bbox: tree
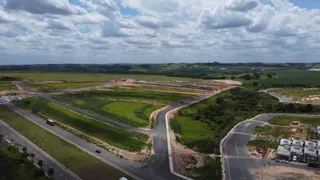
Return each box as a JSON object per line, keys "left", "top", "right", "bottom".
{"left": 48, "top": 167, "right": 54, "bottom": 176}
{"left": 22, "top": 147, "right": 27, "bottom": 153}
{"left": 253, "top": 73, "right": 261, "bottom": 79}
{"left": 266, "top": 73, "right": 272, "bottom": 78}
{"left": 0, "top": 134, "right": 4, "bottom": 142}
{"left": 38, "top": 160, "right": 44, "bottom": 168}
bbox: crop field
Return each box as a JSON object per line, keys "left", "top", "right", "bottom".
{"left": 53, "top": 96, "right": 163, "bottom": 127}
{"left": 1, "top": 72, "right": 196, "bottom": 82}
{"left": 0, "top": 105, "right": 130, "bottom": 180}
{"left": 55, "top": 87, "right": 196, "bottom": 104}
{"left": 27, "top": 81, "right": 104, "bottom": 92}
{"left": 271, "top": 88, "right": 320, "bottom": 100}
{"left": 13, "top": 97, "right": 148, "bottom": 152}
{"left": 258, "top": 70, "right": 320, "bottom": 86}
{"left": 0, "top": 81, "right": 15, "bottom": 91}
{"left": 269, "top": 116, "right": 320, "bottom": 126}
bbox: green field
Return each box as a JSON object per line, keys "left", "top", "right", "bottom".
{"left": 1, "top": 72, "right": 195, "bottom": 82}
{"left": 247, "top": 140, "right": 279, "bottom": 149}
{"left": 253, "top": 126, "right": 309, "bottom": 139}
{"left": 269, "top": 116, "right": 320, "bottom": 126}
{"left": 55, "top": 87, "right": 196, "bottom": 104}
{"left": 0, "top": 145, "right": 48, "bottom": 180}
{"left": 170, "top": 116, "right": 215, "bottom": 152}
{"left": 27, "top": 82, "right": 104, "bottom": 92}
{"left": 258, "top": 70, "right": 320, "bottom": 86}
{"left": 13, "top": 97, "right": 148, "bottom": 152}
{"left": 55, "top": 97, "right": 163, "bottom": 127}
{"left": 0, "top": 105, "right": 131, "bottom": 180}
{"left": 272, "top": 88, "right": 320, "bottom": 100}
{"left": 0, "top": 81, "right": 15, "bottom": 91}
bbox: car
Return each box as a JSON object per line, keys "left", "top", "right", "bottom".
{"left": 95, "top": 150, "right": 101, "bottom": 154}
{"left": 293, "top": 156, "right": 297, "bottom": 162}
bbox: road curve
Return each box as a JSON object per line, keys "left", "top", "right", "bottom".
{"left": 221, "top": 113, "right": 320, "bottom": 180}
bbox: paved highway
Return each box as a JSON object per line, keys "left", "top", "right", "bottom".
{"left": 0, "top": 119, "right": 80, "bottom": 180}
{"left": 260, "top": 89, "right": 298, "bottom": 104}
{"left": 222, "top": 113, "right": 320, "bottom": 180}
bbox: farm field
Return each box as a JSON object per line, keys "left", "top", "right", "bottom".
{"left": 55, "top": 87, "right": 197, "bottom": 104}
{"left": 271, "top": 88, "right": 320, "bottom": 100}
{"left": 268, "top": 116, "right": 320, "bottom": 126}
{"left": 13, "top": 97, "right": 148, "bottom": 152}
{"left": 0, "top": 105, "right": 130, "bottom": 180}
{"left": 0, "top": 81, "right": 15, "bottom": 91}
{"left": 0, "top": 145, "right": 48, "bottom": 180}
{"left": 26, "top": 81, "right": 104, "bottom": 92}
{"left": 53, "top": 96, "right": 162, "bottom": 128}
{"left": 1, "top": 72, "right": 196, "bottom": 82}
{"left": 253, "top": 126, "right": 313, "bottom": 139}
{"left": 258, "top": 70, "right": 320, "bottom": 86}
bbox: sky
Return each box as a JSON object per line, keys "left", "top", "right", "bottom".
{"left": 1, "top": 0, "right": 320, "bottom": 65}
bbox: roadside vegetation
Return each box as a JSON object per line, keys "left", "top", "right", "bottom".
{"left": 0, "top": 145, "right": 48, "bottom": 180}
{"left": 253, "top": 126, "right": 309, "bottom": 139}
{"left": 186, "top": 156, "right": 222, "bottom": 180}
{"left": 55, "top": 87, "right": 196, "bottom": 104}
{"left": 247, "top": 140, "right": 279, "bottom": 149}
{"left": 271, "top": 88, "right": 320, "bottom": 100}
{"left": 269, "top": 116, "right": 320, "bottom": 126}
{"left": 0, "top": 105, "right": 130, "bottom": 180}
{"left": 13, "top": 97, "right": 148, "bottom": 151}
{"left": 171, "top": 87, "right": 320, "bottom": 154}
{"left": 0, "top": 81, "right": 15, "bottom": 91}
{"left": 126, "top": 85, "right": 207, "bottom": 94}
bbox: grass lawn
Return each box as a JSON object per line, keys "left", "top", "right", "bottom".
{"left": 253, "top": 126, "right": 308, "bottom": 139}
{"left": 29, "top": 82, "right": 104, "bottom": 92}
{"left": 1, "top": 72, "right": 196, "bottom": 82}
{"left": 247, "top": 140, "right": 279, "bottom": 149}
{"left": 0, "top": 105, "right": 131, "bottom": 180}
{"left": 272, "top": 88, "right": 320, "bottom": 100}
{"left": 0, "top": 81, "right": 15, "bottom": 91}
{"left": 170, "top": 116, "right": 215, "bottom": 153}
{"left": 0, "top": 145, "right": 48, "bottom": 180}
{"left": 269, "top": 116, "right": 320, "bottom": 126}
{"left": 53, "top": 96, "right": 163, "bottom": 128}
{"left": 13, "top": 97, "right": 148, "bottom": 152}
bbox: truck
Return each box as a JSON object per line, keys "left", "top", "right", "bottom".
{"left": 46, "top": 119, "right": 55, "bottom": 126}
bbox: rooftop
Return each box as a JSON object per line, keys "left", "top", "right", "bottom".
{"left": 292, "top": 139, "right": 304, "bottom": 147}
{"left": 304, "top": 147, "right": 317, "bottom": 155}
{"left": 305, "top": 140, "right": 317, "bottom": 148}
{"left": 290, "top": 146, "right": 303, "bottom": 154}
{"left": 280, "top": 139, "right": 292, "bottom": 146}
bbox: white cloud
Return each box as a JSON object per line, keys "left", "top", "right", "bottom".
{"left": 200, "top": 6, "right": 252, "bottom": 29}
{"left": 225, "top": 0, "right": 258, "bottom": 12}
{"left": 5, "top": 0, "right": 87, "bottom": 15}
{"left": 136, "top": 16, "right": 160, "bottom": 29}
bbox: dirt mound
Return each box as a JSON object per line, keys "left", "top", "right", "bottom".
{"left": 0, "top": 76, "right": 20, "bottom": 81}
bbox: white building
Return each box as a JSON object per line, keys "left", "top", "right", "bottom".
{"left": 305, "top": 140, "right": 317, "bottom": 149}
{"left": 280, "top": 138, "right": 292, "bottom": 146}
{"left": 292, "top": 139, "right": 304, "bottom": 147}
{"left": 290, "top": 146, "right": 303, "bottom": 160}
{"left": 317, "top": 126, "right": 320, "bottom": 139}
{"left": 276, "top": 145, "right": 291, "bottom": 160}
{"left": 304, "top": 147, "right": 317, "bottom": 162}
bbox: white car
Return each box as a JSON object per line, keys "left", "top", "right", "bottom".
{"left": 293, "top": 156, "right": 297, "bottom": 162}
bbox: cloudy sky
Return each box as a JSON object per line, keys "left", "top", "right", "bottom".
{"left": 1, "top": 0, "right": 320, "bottom": 65}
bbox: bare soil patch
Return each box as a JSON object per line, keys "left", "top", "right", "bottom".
{"left": 251, "top": 166, "right": 320, "bottom": 180}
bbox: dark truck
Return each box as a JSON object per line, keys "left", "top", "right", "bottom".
{"left": 46, "top": 119, "right": 55, "bottom": 126}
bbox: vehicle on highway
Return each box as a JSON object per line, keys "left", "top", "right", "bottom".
{"left": 95, "top": 150, "right": 101, "bottom": 154}
{"left": 46, "top": 119, "right": 55, "bottom": 126}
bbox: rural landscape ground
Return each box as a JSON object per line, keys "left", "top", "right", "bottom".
{"left": 1, "top": 63, "right": 320, "bottom": 180}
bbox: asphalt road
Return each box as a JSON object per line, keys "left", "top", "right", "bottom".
{"left": 0, "top": 119, "right": 80, "bottom": 180}
{"left": 260, "top": 89, "right": 298, "bottom": 104}
{"left": 222, "top": 113, "right": 320, "bottom": 180}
